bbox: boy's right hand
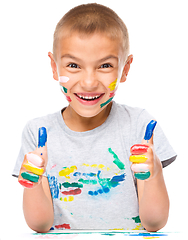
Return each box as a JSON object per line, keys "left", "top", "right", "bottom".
{"left": 18, "top": 127, "right": 48, "bottom": 189}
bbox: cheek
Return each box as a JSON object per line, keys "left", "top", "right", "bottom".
{"left": 108, "top": 78, "right": 117, "bottom": 91}
{"left": 59, "top": 76, "right": 70, "bottom": 83}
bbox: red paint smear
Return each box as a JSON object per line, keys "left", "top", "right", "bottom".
{"left": 55, "top": 223, "right": 71, "bottom": 230}
{"left": 66, "top": 96, "right": 72, "bottom": 102}
{"left": 131, "top": 144, "right": 149, "bottom": 155}
{"left": 109, "top": 91, "right": 115, "bottom": 98}
{"left": 19, "top": 179, "right": 33, "bottom": 188}
{"left": 61, "top": 188, "right": 81, "bottom": 195}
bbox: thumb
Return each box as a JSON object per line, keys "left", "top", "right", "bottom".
{"left": 142, "top": 120, "right": 157, "bottom": 145}
{"left": 35, "top": 127, "right": 48, "bottom": 161}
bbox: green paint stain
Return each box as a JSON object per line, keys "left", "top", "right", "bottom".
{"left": 134, "top": 171, "right": 150, "bottom": 180}
{"left": 21, "top": 172, "right": 39, "bottom": 183}
{"left": 63, "top": 86, "right": 68, "bottom": 93}
{"left": 100, "top": 97, "right": 114, "bottom": 108}
{"left": 78, "top": 179, "right": 98, "bottom": 185}
{"left": 60, "top": 86, "right": 68, "bottom": 93}
{"left": 62, "top": 182, "right": 83, "bottom": 188}
{"left": 108, "top": 148, "right": 125, "bottom": 170}
{"left": 132, "top": 215, "right": 141, "bottom": 223}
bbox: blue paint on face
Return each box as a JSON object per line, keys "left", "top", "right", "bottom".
{"left": 144, "top": 120, "right": 157, "bottom": 140}
{"left": 38, "top": 127, "right": 47, "bottom": 148}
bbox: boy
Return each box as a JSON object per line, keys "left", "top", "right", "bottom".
{"left": 12, "top": 3, "right": 176, "bottom": 233}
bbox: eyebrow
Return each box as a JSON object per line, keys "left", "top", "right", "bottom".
{"left": 61, "top": 54, "right": 118, "bottom": 62}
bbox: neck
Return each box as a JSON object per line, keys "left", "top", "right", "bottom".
{"left": 62, "top": 103, "right": 112, "bottom": 132}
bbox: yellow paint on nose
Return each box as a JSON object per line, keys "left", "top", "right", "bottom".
{"left": 23, "top": 161, "right": 44, "bottom": 175}
{"left": 108, "top": 79, "right": 117, "bottom": 91}
{"left": 129, "top": 155, "right": 147, "bottom": 163}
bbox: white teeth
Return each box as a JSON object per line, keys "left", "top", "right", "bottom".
{"left": 77, "top": 94, "right": 101, "bottom": 100}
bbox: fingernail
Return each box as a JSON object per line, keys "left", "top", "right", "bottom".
{"left": 26, "top": 153, "right": 43, "bottom": 167}
{"left": 131, "top": 144, "right": 149, "bottom": 155}
{"left": 144, "top": 120, "right": 157, "bottom": 140}
{"left": 38, "top": 127, "right": 47, "bottom": 148}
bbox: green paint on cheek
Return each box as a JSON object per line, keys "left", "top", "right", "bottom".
{"left": 134, "top": 171, "right": 151, "bottom": 180}
{"left": 21, "top": 172, "right": 39, "bottom": 183}
{"left": 108, "top": 148, "right": 125, "bottom": 170}
{"left": 60, "top": 85, "right": 68, "bottom": 93}
{"left": 100, "top": 97, "right": 114, "bottom": 108}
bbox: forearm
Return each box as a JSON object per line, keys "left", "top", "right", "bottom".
{"left": 138, "top": 171, "right": 169, "bottom": 232}
{"left": 23, "top": 180, "right": 54, "bottom": 233}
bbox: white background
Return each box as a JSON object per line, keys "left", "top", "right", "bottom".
{"left": 0, "top": 0, "right": 187, "bottom": 236}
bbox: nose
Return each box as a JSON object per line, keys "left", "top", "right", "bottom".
{"left": 80, "top": 70, "right": 99, "bottom": 91}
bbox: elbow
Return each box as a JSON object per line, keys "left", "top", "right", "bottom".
{"left": 142, "top": 217, "right": 168, "bottom": 232}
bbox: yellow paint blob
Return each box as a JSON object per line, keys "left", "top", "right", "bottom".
{"left": 63, "top": 196, "right": 74, "bottom": 202}
{"left": 59, "top": 166, "right": 77, "bottom": 179}
{"left": 129, "top": 155, "right": 147, "bottom": 163}
{"left": 108, "top": 79, "right": 117, "bottom": 91}
{"left": 23, "top": 161, "right": 44, "bottom": 175}
{"left": 143, "top": 237, "right": 159, "bottom": 239}
{"left": 132, "top": 223, "right": 143, "bottom": 230}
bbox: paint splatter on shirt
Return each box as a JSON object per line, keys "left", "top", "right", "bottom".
{"left": 13, "top": 102, "right": 176, "bottom": 230}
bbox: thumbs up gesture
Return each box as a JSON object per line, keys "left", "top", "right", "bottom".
{"left": 130, "top": 120, "right": 161, "bottom": 181}
{"left": 18, "top": 127, "right": 48, "bottom": 188}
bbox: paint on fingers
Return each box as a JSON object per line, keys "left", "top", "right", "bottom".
{"left": 144, "top": 120, "right": 157, "bottom": 141}
{"left": 18, "top": 179, "right": 34, "bottom": 188}
{"left": 134, "top": 171, "right": 151, "bottom": 180}
{"left": 131, "top": 163, "right": 149, "bottom": 173}
{"left": 129, "top": 155, "right": 147, "bottom": 163}
{"left": 38, "top": 127, "right": 47, "bottom": 148}
{"left": 21, "top": 172, "right": 39, "bottom": 183}
{"left": 23, "top": 161, "right": 44, "bottom": 175}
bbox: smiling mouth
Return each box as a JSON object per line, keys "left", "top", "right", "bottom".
{"left": 74, "top": 93, "right": 104, "bottom": 101}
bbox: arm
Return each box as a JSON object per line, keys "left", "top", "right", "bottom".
{"left": 130, "top": 120, "right": 170, "bottom": 231}
{"left": 137, "top": 162, "right": 169, "bottom": 232}
{"left": 23, "top": 177, "right": 54, "bottom": 233}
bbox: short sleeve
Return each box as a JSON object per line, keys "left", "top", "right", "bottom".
{"left": 136, "top": 109, "right": 177, "bottom": 168}
{"left": 12, "top": 121, "right": 37, "bottom": 178}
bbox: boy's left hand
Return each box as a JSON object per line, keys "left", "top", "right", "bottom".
{"left": 129, "top": 122, "right": 162, "bottom": 181}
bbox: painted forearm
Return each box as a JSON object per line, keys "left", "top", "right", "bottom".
{"left": 138, "top": 171, "right": 169, "bottom": 232}
{"left": 23, "top": 182, "right": 54, "bottom": 233}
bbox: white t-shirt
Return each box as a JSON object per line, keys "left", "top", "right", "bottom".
{"left": 12, "top": 101, "right": 176, "bottom": 230}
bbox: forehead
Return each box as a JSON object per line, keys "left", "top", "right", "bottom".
{"left": 55, "top": 31, "right": 123, "bottom": 62}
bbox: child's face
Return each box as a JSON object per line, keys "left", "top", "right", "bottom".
{"left": 50, "top": 32, "right": 129, "bottom": 118}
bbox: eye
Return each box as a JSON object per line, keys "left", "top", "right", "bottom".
{"left": 68, "top": 63, "right": 80, "bottom": 69}
{"left": 100, "top": 63, "right": 113, "bottom": 69}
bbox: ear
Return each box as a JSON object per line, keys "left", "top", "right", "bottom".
{"left": 48, "top": 52, "right": 59, "bottom": 81}
{"left": 120, "top": 55, "right": 133, "bottom": 83}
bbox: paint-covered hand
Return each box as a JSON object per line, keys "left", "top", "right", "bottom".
{"left": 129, "top": 120, "right": 162, "bottom": 181}
{"left": 18, "top": 127, "right": 48, "bottom": 188}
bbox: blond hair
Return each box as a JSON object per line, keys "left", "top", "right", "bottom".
{"left": 53, "top": 3, "right": 130, "bottom": 62}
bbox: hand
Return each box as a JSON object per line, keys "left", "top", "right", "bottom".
{"left": 129, "top": 120, "right": 162, "bottom": 181}
{"left": 18, "top": 127, "right": 48, "bottom": 188}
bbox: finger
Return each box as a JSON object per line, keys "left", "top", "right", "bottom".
{"left": 131, "top": 163, "right": 149, "bottom": 172}
{"left": 35, "top": 127, "right": 48, "bottom": 164}
{"left": 142, "top": 120, "right": 157, "bottom": 145}
{"left": 130, "top": 144, "right": 149, "bottom": 155}
{"left": 129, "top": 155, "right": 147, "bottom": 163}
{"left": 134, "top": 172, "right": 151, "bottom": 180}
